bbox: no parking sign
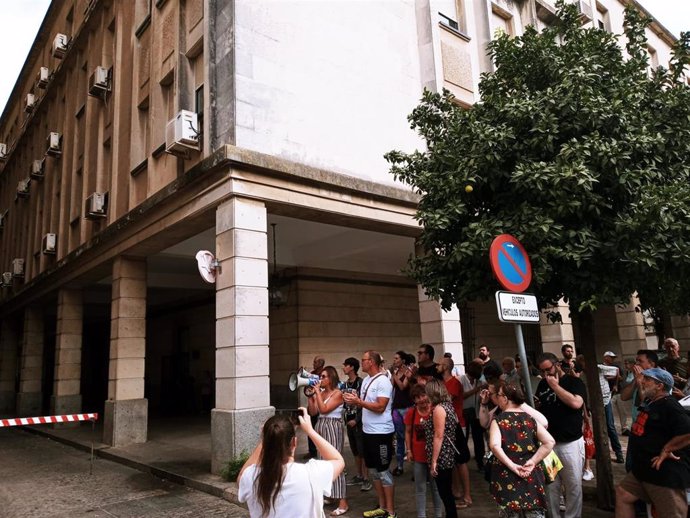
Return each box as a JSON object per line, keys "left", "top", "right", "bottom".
{"left": 489, "top": 234, "right": 532, "bottom": 293}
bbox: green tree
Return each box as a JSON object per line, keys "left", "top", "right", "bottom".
{"left": 386, "top": 1, "right": 690, "bottom": 509}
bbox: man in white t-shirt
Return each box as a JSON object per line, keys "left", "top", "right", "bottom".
{"left": 343, "top": 350, "right": 396, "bottom": 518}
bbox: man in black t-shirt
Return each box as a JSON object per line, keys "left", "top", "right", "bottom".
{"left": 616, "top": 367, "right": 690, "bottom": 518}
{"left": 414, "top": 343, "right": 442, "bottom": 385}
{"left": 535, "top": 352, "right": 586, "bottom": 518}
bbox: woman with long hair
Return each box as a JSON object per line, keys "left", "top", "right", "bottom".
{"left": 424, "top": 378, "right": 459, "bottom": 518}
{"left": 238, "top": 408, "right": 345, "bottom": 518}
{"left": 391, "top": 350, "right": 413, "bottom": 476}
{"left": 405, "top": 383, "right": 443, "bottom": 518}
{"left": 488, "top": 382, "right": 555, "bottom": 518}
{"left": 307, "top": 365, "right": 349, "bottom": 516}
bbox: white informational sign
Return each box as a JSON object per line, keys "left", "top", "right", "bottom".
{"left": 495, "top": 291, "right": 540, "bottom": 324}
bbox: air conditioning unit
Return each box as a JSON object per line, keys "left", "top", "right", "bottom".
{"left": 46, "top": 132, "right": 62, "bottom": 157}
{"left": 16, "top": 178, "right": 30, "bottom": 198}
{"left": 42, "top": 233, "right": 57, "bottom": 255}
{"left": 24, "top": 93, "right": 36, "bottom": 113}
{"left": 0, "top": 143, "right": 7, "bottom": 160}
{"left": 30, "top": 158, "right": 45, "bottom": 180}
{"left": 36, "top": 67, "right": 50, "bottom": 89}
{"left": 575, "top": 0, "right": 593, "bottom": 23}
{"left": 165, "top": 110, "right": 200, "bottom": 156}
{"left": 88, "top": 66, "right": 110, "bottom": 96}
{"left": 12, "top": 258, "right": 25, "bottom": 278}
{"left": 84, "top": 192, "right": 108, "bottom": 220}
{"left": 1, "top": 272, "right": 12, "bottom": 288}
{"left": 52, "top": 33, "right": 70, "bottom": 59}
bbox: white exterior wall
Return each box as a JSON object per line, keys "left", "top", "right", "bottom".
{"left": 234, "top": 0, "right": 426, "bottom": 185}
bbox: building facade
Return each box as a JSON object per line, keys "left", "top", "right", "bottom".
{"left": 0, "top": 0, "right": 685, "bottom": 473}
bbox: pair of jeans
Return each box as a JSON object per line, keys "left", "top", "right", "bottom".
{"left": 392, "top": 407, "right": 409, "bottom": 468}
{"left": 546, "top": 438, "right": 584, "bottom": 518}
{"left": 413, "top": 461, "right": 442, "bottom": 518}
{"left": 463, "top": 407, "right": 485, "bottom": 466}
{"left": 605, "top": 401, "right": 624, "bottom": 458}
{"left": 434, "top": 467, "right": 458, "bottom": 518}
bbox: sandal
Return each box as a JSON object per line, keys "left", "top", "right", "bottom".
{"left": 456, "top": 498, "right": 472, "bottom": 509}
{"left": 330, "top": 508, "right": 349, "bottom": 516}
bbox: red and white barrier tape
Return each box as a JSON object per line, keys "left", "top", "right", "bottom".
{"left": 0, "top": 412, "right": 98, "bottom": 427}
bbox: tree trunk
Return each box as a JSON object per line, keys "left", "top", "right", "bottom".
{"left": 576, "top": 307, "right": 615, "bottom": 511}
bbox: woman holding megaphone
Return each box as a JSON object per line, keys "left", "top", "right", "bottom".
{"left": 307, "top": 366, "right": 350, "bottom": 516}
{"left": 238, "top": 407, "right": 345, "bottom": 518}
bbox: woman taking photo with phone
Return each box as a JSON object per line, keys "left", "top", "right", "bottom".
{"left": 238, "top": 408, "right": 345, "bottom": 518}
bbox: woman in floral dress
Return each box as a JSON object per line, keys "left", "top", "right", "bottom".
{"left": 488, "top": 382, "right": 555, "bottom": 518}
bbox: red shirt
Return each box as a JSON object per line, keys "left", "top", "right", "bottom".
{"left": 404, "top": 405, "right": 432, "bottom": 462}
{"left": 444, "top": 376, "right": 465, "bottom": 426}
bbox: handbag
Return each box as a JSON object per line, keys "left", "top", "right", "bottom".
{"left": 541, "top": 450, "right": 564, "bottom": 484}
{"left": 583, "top": 411, "right": 596, "bottom": 460}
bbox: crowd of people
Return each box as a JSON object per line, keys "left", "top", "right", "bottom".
{"left": 236, "top": 338, "right": 690, "bottom": 518}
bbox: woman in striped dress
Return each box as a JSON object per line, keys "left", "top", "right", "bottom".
{"left": 307, "top": 365, "right": 349, "bottom": 516}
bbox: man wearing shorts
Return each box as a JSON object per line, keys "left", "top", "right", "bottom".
{"left": 343, "top": 350, "right": 396, "bottom": 518}
{"left": 615, "top": 368, "right": 690, "bottom": 518}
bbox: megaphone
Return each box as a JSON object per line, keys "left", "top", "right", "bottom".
{"left": 288, "top": 367, "right": 320, "bottom": 391}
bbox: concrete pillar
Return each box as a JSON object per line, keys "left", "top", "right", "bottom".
{"left": 16, "top": 307, "right": 44, "bottom": 416}
{"left": 615, "top": 297, "right": 646, "bottom": 358}
{"left": 540, "top": 299, "right": 575, "bottom": 356}
{"left": 670, "top": 314, "right": 690, "bottom": 351}
{"left": 51, "top": 289, "right": 83, "bottom": 421}
{"left": 0, "top": 320, "right": 20, "bottom": 414}
{"left": 103, "top": 257, "right": 148, "bottom": 446}
{"left": 418, "top": 288, "right": 464, "bottom": 372}
{"left": 212, "top": 197, "right": 273, "bottom": 474}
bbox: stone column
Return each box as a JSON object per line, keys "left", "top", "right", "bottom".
{"left": 670, "top": 314, "right": 690, "bottom": 350}
{"left": 212, "top": 197, "right": 273, "bottom": 474}
{"left": 418, "top": 288, "right": 464, "bottom": 372}
{"left": 0, "top": 320, "right": 20, "bottom": 414}
{"left": 103, "top": 257, "right": 148, "bottom": 446}
{"left": 51, "top": 289, "right": 83, "bottom": 421}
{"left": 16, "top": 307, "right": 44, "bottom": 416}
{"left": 615, "top": 297, "right": 646, "bottom": 357}
{"left": 540, "top": 299, "right": 575, "bottom": 356}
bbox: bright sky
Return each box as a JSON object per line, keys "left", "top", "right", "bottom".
{"left": 0, "top": 0, "right": 688, "bottom": 115}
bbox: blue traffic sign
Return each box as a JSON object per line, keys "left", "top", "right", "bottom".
{"left": 489, "top": 234, "right": 532, "bottom": 293}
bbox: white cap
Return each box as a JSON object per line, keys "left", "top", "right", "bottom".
{"left": 603, "top": 351, "right": 617, "bottom": 358}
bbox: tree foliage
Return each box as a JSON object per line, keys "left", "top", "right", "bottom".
{"left": 386, "top": 1, "right": 690, "bottom": 316}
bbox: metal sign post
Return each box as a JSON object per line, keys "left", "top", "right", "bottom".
{"left": 490, "top": 235, "right": 539, "bottom": 407}
{"left": 495, "top": 291, "right": 540, "bottom": 406}
{"left": 514, "top": 323, "right": 534, "bottom": 407}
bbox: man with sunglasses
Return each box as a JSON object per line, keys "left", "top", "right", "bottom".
{"left": 535, "top": 352, "right": 587, "bottom": 518}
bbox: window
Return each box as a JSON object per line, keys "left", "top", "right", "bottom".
{"left": 491, "top": 4, "right": 514, "bottom": 37}
{"left": 595, "top": 3, "right": 611, "bottom": 32}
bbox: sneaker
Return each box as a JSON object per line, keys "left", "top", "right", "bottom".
{"left": 348, "top": 475, "right": 364, "bottom": 486}
{"left": 614, "top": 456, "right": 625, "bottom": 464}
{"left": 362, "top": 507, "right": 387, "bottom": 518}
{"left": 582, "top": 468, "right": 594, "bottom": 481}
{"left": 385, "top": 514, "right": 398, "bottom": 518}
{"left": 360, "top": 479, "right": 373, "bottom": 492}
{"left": 391, "top": 466, "right": 403, "bottom": 476}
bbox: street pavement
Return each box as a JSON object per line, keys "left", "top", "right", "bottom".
{"left": 0, "top": 428, "right": 246, "bottom": 518}
{"left": 1, "top": 423, "right": 624, "bottom": 518}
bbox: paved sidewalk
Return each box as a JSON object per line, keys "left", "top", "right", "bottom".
{"left": 16, "top": 416, "right": 622, "bottom": 517}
